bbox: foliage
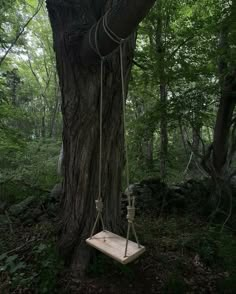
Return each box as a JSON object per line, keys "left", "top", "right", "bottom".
{"left": 0, "top": 0, "right": 235, "bottom": 185}
{"left": 164, "top": 272, "right": 188, "bottom": 294}
{"left": 0, "top": 223, "right": 63, "bottom": 293}
{"left": 0, "top": 139, "right": 61, "bottom": 203}
{"left": 88, "top": 254, "right": 135, "bottom": 281}
{"left": 0, "top": 0, "right": 236, "bottom": 292}
{"left": 0, "top": 253, "right": 26, "bottom": 275}
{"left": 32, "top": 242, "right": 63, "bottom": 293}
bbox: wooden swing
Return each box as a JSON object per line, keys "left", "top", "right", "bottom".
{"left": 86, "top": 11, "right": 145, "bottom": 264}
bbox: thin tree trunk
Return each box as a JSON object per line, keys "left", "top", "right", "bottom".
{"left": 142, "top": 135, "right": 154, "bottom": 169}
{"left": 160, "top": 84, "right": 168, "bottom": 179}
{"left": 49, "top": 76, "right": 60, "bottom": 138}
{"left": 49, "top": 95, "right": 59, "bottom": 138}
{"left": 192, "top": 125, "right": 201, "bottom": 156}
{"left": 212, "top": 19, "right": 236, "bottom": 177}
{"left": 178, "top": 119, "right": 188, "bottom": 156}
{"left": 41, "top": 105, "right": 46, "bottom": 139}
{"left": 155, "top": 0, "right": 168, "bottom": 180}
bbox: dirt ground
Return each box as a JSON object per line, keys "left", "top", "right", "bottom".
{"left": 1, "top": 212, "right": 233, "bottom": 294}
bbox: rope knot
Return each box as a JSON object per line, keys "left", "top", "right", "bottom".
{"left": 127, "top": 206, "right": 135, "bottom": 223}
{"left": 95, "top": 199, "right": 103, "bottom": 213}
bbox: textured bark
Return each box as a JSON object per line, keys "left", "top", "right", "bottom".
{"left": 46, "top": 0, "right": 156, "bottom": 271}
{"left": 212, "top": 20, "right": 236, "bottom": 177}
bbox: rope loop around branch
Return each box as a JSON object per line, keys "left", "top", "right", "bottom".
{"left": 103, "top": 10, "right": 125, "bottom": 45}
{"left": 88, "top": 9, "right": 126, "bottom": 59}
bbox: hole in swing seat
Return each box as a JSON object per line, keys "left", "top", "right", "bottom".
{"left": 86, "top": 230, "right": 145, "bottom": 264}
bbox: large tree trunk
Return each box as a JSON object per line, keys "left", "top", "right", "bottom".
{"left": 46, "top": 0, "right": 156, "bottom": 271}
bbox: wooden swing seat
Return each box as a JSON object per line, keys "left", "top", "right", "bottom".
{"left": 86, "top": 230, "right": 145, "bottom": 264}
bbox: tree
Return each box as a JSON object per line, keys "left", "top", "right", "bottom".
{"left": 46, "top": 0, "right": 156, "bottom": 271}
{"left": 211, "top": 0, "right": 236, "bottom": 178}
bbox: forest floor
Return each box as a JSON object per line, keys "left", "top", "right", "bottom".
{"left": 1, "top": 195, "right": 236, "bottom": 293}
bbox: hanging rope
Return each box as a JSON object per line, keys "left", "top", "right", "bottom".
{"left": 89, "top": 18, "right": 105, "bottom": 238}
{"left": 88, "top": 11, "right": 141, "bottom": 257}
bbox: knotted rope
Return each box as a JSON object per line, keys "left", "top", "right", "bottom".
{"left": 88, "top": 10, "right": 141, "bottom": 257}
{"left": 89, "top": 18, "right": 105, "bottom": 238}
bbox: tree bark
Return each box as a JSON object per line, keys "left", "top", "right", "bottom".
{"left": 46, "top": 0, "right": 156, "bottom": 271}
{"left": 212, "top": 18, "right": 236, "bottom": 177}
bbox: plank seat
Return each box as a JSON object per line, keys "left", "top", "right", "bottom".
{"left": 86, "top": 230, "right": 145, "bottom": 264}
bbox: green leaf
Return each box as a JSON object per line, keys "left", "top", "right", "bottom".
{"left": 6, "top": 254, "right": 18, "bottom": 263}
{"left": 9, "top": 261, "right": 26, "bottom": 273}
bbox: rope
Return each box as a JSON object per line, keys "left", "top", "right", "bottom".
{"left": 98, "top": 58, "right": 104, "bottom": 204}
{"left": 119, "top": 43, "right": 130, "bottom": 206}
{"left": 101, "top": 12, "right": 141, "bottom": 256}
{"left": 88, "top": 11, "right": 141, "bottom": 257}
{"left": 102, "top": 11, "right": 131, "bottom": 206}
{"left": 103, "top": 11, "right": 123, "bottom": 44}
{"left": 89, "top": 18, "right": 105, "bottom": 239}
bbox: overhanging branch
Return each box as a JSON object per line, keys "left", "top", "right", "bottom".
{"left": 132, "top": 59, "right": 148, "bottom": 70}
{"left": 167, "top": 35, "right": 195, "bottom": 61}
{"left": 77, "top": 0, "right": 156, "bottom": 63}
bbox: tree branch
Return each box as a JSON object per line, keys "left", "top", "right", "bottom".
{"left": 0, "top": 0, "right": 43, "bottom": 67}
{"left": 132, "top": 59, "right": 148, "bottom": 70}
{"left": 77, "top": 0, "right": 156, "bottom": 63}
{"left": 167, "top": 35, "right": 195, "bottom": 61}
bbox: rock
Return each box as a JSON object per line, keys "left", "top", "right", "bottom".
{"left": 9, "top": 196, "right": 35, "bottom": 216}
{"left": 122, "top": 178, "right": 168, "bottom": 216}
